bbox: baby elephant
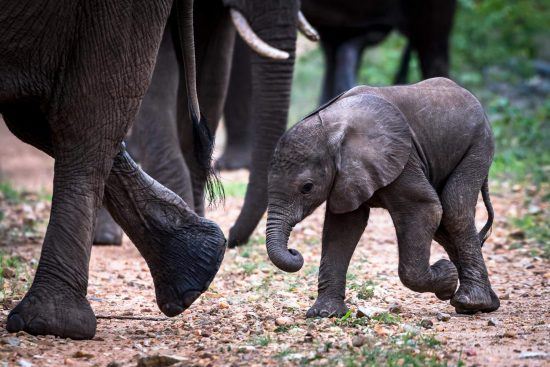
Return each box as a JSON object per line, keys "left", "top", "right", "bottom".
{"left": 266, "top": 78, "right": 500, "bottom": 317}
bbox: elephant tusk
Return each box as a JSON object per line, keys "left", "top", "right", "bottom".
{"left": 230, "top": 9, "right": 289, "bottom": 60}
{"left": 297, "top": 11, "right": 320, "bottom": 42}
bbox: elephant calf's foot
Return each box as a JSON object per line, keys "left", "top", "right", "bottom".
{"left": 451, "top": 283, "right": 500, "bottom": 314}
{"left": 215, "top": 147, "right": 251, "bottom": 171}
{"left": 306, "top": 297, "right": 348, "bottom": 318}
{"left": 144, "top": 218, "right": 227, "bottom": 317}
{"left": 93, "top": 208, "right": 123, "bottom": 246}
{"left": 431, "top": 259, "right": 459, "bottom": 301}
{"left": 6, "top": 288, "right": 96, "bottom": 339}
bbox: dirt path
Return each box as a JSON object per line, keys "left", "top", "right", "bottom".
{"left": 0, "top": 120, "right": 548, "bottom": 366}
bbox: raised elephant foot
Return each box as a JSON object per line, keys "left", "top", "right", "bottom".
{"left": 143, "top": 217, "right": 227, "bottom": 317}
{"left": 215, "top": 146, "right": 251, "bottom": 171}
{"left": 431, "top": 259, "right": 459, "bottom": 301}
{"left": 93, "top": 207, "right": 123, "bottom": 246}
{"left": 306, "top": 298, "right": 348, "bottom": 318}
{"left": 6, "top": 288, "right": 96, "bottom": 339}
{"left": 451, "top": 284, "right": 500, "bottom": 314}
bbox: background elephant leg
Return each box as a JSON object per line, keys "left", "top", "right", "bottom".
{"left": 381, "top": 162, "right": 458, "bottom": 301}
{"left": 320, "top": 38, "right": 362, "bottom": 103}
{"left": 93, "top": 207, "right": 123, "bottom": 245}
{"left": 320, "top": 39, "right": 338, "bottom": 104}
{"left": 436, "top": 147, "right": 499, "bottom": 314}
{"left": 104, "top": 148, "right": 226, "bottom": 318}
{"left": 217, "top": 36, "right": 253, "bottom": 171}
{"left": 306, "top": 205, "right": 369, "bottom": 318}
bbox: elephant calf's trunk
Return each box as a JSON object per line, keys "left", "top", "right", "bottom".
{"left": 265, "top": 210, "right": 303, "bottom": 273}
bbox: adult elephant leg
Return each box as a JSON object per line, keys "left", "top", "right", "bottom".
{"left": 228, "top": 4, "right": 298, "bottom": 247}
{"left": 104, "top": 148, "right": 226, "bottom": 317}
{"left": 306, "top": 205, "right": 369, "bottom": 318}
{"left": 179, "top": 5, "right": 235, "bottom": 216}
{"left": 216, "top": 36, "right": 253, "bottom": 171}
{"left": 381, "top": 159, "right": 458, "bottom": 301}
{"left": 3, "top": 104, "right": 112, "bottom": 339}
{"left": 437, "top": 144, "right": 499, "bottom": 314}
{"left": 92, "top": 28, "right": 193, "bottom": 246}
{"left": 319, "top": 38, "right": 338, "bottom": 104}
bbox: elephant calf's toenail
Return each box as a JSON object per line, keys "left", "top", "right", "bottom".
{"left": 161, "top": 303, "right": 184, "bottom": 317}
{"left": 6, "top": 314, "right": 25, "bottom": 333}
{"left": 182, "top": 291, "right": 201, "bottom": 308}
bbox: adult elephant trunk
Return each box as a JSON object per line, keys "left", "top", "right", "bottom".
{"left": 227, "top": 2, "right": 299, "bottom": 247}
{"left": 265, "top": 204, "right": 304, "bottom": 272}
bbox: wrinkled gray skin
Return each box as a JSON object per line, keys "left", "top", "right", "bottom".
{"left": 0, "top": 0, "right": 226, "bottom": 339}
{"left": 266, "top": 78, "right": 500, "bottom": 317}
{"left": 94, "top": 0, "right": 300, "bottom": 249}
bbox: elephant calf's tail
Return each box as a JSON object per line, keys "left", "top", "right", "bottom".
{"left": 478, "top": 176, "right": 494, "bottom": 246}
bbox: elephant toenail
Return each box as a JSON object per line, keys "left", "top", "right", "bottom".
{"left": 320, "top": 310, "right": 329, "bottom": 317}
{"left": 161, "top": 303, "right": 184, "bottom": 317}
{"left": 6, "top": 314, "right": 25, "bottom": 332}
{"left": 182, "top": 290, "right": 201, "bottom": 308}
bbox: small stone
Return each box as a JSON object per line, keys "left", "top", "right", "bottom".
{"left": 1, "top": 336, "right": 20, "bottom": 347}
{"left": 72, "top": 351, "right": 94, "bottom": 359}
{"left": 508, "top": 230, "right": 525, "bottom": 240}
{"left": 18, "top": 360, "right": 32, "bottom": 367}
{"left": 304, "top": 332, "right": 314, "bottom": 343}
{"left": 436, "top": 312, "right": 451, "bottom": 322}
{"left": 420, "top": 319, "right": 433, "bottom": 329}
{"left": 519, "top": 351, "right": 547, "bottom": 359}
{"left": 219, "top": 301, "right": 230, "bottom": 309}
{"left": 500, "top": 293, "right": 510, "bottom": 300}
{"left": 465, "top": 349, "right": 477, "bottom": 356}
{"left": 137, "top": 355, "right": 187, "bottom": 367}
{"left": 106, "top": 362, "right": 122, "bottom": 367}
{"left": 388, "top": 303, "right": 401, "bottom": 314}
{"left": 2, "top": 267, "right": 16, "bottom": 279}
{"left": 503, "top": 330, "right": 517, "bottom": 338}
{"left": 356, "top": 306, "right": 384, "bottom": 318}
{"left": 488, "top": 318, "right": 498, "bottom": 326}
{"left": 275, "top": 316, "right": 294, "bottom": 326}
{"left": 351, "top": 335, "right": 367, "bottom": 347}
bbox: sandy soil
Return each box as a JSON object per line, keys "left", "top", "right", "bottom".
{"left": 0, "top": 119, "right": 548, "bottom": 367}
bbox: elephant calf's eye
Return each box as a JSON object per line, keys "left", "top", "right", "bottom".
{"left": 301, "top": 182, "right": 314, "bottom": 194}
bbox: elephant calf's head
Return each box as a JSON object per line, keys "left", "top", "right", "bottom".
{"left": 266, "top": 92, "right": 412, "bottom": 273}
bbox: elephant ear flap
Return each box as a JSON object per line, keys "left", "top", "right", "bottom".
{"left": 321, "top": 93, "right": 412, "bottom": 214}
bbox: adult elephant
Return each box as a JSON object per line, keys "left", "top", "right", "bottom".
{"left": 0, "top": 0, "right": 226, "bottom": 339}
{"left": 217, "top": 0, "right": 456, "bottom": 171}
{"left": 93, "top": 0, "right": 321, "bottom": 249}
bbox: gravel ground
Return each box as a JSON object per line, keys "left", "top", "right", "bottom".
{"left": 0, "top": 116, "right": 548, "bottom": 367}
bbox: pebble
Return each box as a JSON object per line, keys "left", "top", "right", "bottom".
{"left": 275, "top": 316, "right": 294, "bottom": 326}
{"left": 351, "top": 335, "right": 367, "bottom": 347}
{"left": 106, "top": 362, "right": 122, "bottom": 367}
{"left": 465, "top": 349, "right": 477, "bottom": 356}
{"left": 219, "top": 301, "right": 230, "bottom": 309}
{"left": 1, "top": 336, "right": 20, "bottom": 347}
{"left": 519, "top": 351, "right": 547, "bottom": 359}
{"left": 137, "top": 355, "right": 187, "bottom": 367}
{"left": 72, "top": 351, "right": 94, "bottom": 359}
{"left": 500, "top": 293, "right": 510, "bottom": 300}
{"left": 2, "top": 267, "right": 16, "bottom": 278}
{"left": 503, "top": 330, "right": 517, "bottom": 338}
{"left": 356, "top": 306, "right": 385, "bottom": 318}
{"left": 420, "top": 319, "right": 434, "bottom": 329}
{"left": 488, "top": 318, "right": 498, "bottom": 326}
{"left": 388, "top": 303, "right": 402, "bottom": 314}
{"left": 436, "top": 312, "right": 451, "bottom": 322}
{"left": 18, "top": 360, "right": 32, "bottom": 367}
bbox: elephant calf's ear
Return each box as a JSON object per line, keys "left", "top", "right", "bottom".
{"left": 321, "top": 94, "right": 412, "bottom": 214}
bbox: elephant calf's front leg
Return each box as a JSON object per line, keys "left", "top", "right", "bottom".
{"left": 307, "top": 206, "right": 369, "bottom": 318}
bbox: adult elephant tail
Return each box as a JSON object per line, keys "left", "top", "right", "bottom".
{"left": 175, "top": 0, "right": 220, "bottom": 202}
{"left": 478, "top": 176, "right": 494, "bottom": 246}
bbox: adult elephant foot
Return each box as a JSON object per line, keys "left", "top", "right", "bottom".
{"left": 104, "top": 149, "right": 227, "bottom": 316}
{"left": 215, "top": 145, "right": 252, "bottom": 171}
{"left": 93, "top": 207, "right": 123, "bottom": 245}
{"left": 306, "top": 297, "right": 348, "bottom": 318}
{"left": 451, "top": 283, "right": 500, "bottom": 314}
{"left": 6, "top": 287, "right": 96, "bottom": 340}
{"left": 145, "top": 217, "right": 226, "bottom": 316}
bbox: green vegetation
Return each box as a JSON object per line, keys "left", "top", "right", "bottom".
{"left": 222, "top": 181, "right": 248, "bottom": 198}
{"left": 510, "top": 210, "right": 550, "bottom": 258}
{"left": 0, "top": 251, "right": 30, "bottom": 302}
{"left": 350, "top": 280, "right": 376, "bottom": 300}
